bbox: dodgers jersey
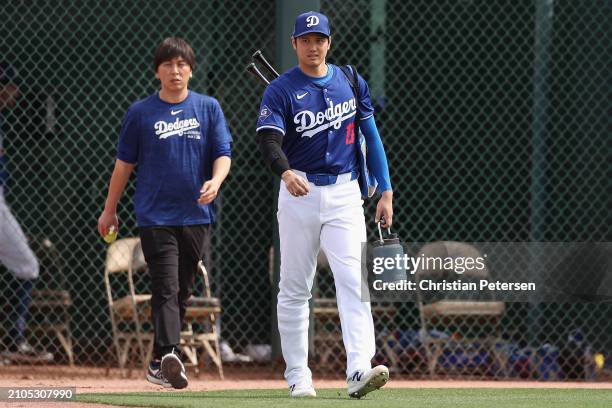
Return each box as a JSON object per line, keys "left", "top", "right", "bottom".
{"left": 256, "top": 64, "right": 374, "bottom": 175}
{"left": 117, "top": 91, "right": 232, "bottom": 227}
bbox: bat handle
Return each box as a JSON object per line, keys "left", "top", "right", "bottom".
{"left": 253, "top": 50, "right": 280, "bottom": 79}
{"left": 245, "top": 63, "right": 270, "bottom": 85}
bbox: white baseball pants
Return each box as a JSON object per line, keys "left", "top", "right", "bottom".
{"left": 0, "top": 187, "right": 39, "bottom": 280}
{"left": 276, "top": 174, "right": 375, "bottom": 386}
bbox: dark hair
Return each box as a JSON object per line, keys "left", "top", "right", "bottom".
{"left": 153, "top": 37, "right": 196, "bottom": 72}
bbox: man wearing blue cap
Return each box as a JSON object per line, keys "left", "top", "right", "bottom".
{"left": 256, "top": 11, "right": 393, "bottom": 398}
{"left": 0, "top": 62, "right": 54, "bottom": 364}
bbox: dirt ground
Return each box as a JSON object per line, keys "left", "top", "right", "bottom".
{"left": 0, "top": 366, "right": 610, "bottom": 408}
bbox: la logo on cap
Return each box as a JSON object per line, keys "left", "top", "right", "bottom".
{"left": 306, "top": 15, "right": 319, "bottom": 27}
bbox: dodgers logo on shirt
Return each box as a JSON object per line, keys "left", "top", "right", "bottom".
{"left": 293, "top": 97, "right": 357, "bottom": 138}
{"left": 154, "top": 117, "right": 201, "bottom": 139}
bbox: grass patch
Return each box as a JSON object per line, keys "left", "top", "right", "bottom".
{"left": 77, "top": 388, "right": 612, "bottom": 408}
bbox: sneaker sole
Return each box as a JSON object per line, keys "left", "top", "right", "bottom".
{"left": 1, "top": 351, "right": 53, "bottom": 364}
{"left": 349, "top": 370, "right": 389, "bottom": 399}
{"left": 161, "top": 355, "right": 188, "bottom": 389}
{"left": 290, "top": 389, "right": 317, "bottom": 397}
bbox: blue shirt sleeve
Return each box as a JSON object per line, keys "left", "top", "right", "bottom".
{"left": 361, "top": 116, "right": 392, "bottom": 192}
{"left": 209, "top": 99, "right": 233, "bottom": 159}
{"left": 256, "top": 84, "right": 286, "bottom": 135}
{"left": 116, "top": 105, "right": 140, "bottom": 164}
{"left": 356, "top": 73, "right": 375, "bottom": 121}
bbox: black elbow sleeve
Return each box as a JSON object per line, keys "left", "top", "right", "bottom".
{"left": 257, "top": 130, "right": 290, "bottom": 177}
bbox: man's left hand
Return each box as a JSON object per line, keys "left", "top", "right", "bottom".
{"left": 375, "top": 190, "right": 393, "bottom": 228}
{"left": 198, "top": 179, "right": 222, "bottom": 205}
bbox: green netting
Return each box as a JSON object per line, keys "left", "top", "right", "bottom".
{"left": 0, "top": 0, "right": 609, "bottom": 381}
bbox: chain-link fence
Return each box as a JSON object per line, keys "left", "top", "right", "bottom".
{"left": 0, "top": 0, "right": 609, "bottom": 381}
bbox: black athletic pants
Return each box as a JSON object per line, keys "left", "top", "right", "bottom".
{"left": 139, "top": 224, "right": 211, "bottom": 360}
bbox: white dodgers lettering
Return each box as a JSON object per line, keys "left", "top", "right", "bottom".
{"left": 155, "top": 117, "right": 201, "bottom": 139}
{"left": 293, "top": 98, "right": 357, "bottom": 138}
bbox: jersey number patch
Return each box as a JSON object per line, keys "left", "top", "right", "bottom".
{"left": 345, "top": 122, "right": 355, "bottom": 145}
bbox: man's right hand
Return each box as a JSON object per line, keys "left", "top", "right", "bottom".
{"left": 97, "top": 210, "right": 119, "bottom": 238}
{"left": 281, "top": 170, "right": 310, "bottom": 197}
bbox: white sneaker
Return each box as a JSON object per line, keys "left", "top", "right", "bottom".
{"left": 146, "top": 361, "right": 172, "bottom": 388}
{"left": 347, "top": 365, "right": 389, "bottom": 399}
{"left": 2, "top": 341, "right": 53, "bottom": 363}
{"left": 161, "top": 351, "right": 188, "bottom": 389}
{"left": 289, "top": 383, "right": 316, "bottom": 397}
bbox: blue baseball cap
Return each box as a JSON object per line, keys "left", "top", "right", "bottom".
{"left": 0, "top": 62, "right": 20, "bottom": 86}
{"left": 292, "top": 11, "right": 331, "bottom": 38}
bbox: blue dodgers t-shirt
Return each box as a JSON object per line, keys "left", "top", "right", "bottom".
{"left": 117, "top": 91, "right": 232, "bottom": 227}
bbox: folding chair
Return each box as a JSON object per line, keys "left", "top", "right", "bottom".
{"left": 104, "top": 237, "right": 152, "bottom": 377}
{"left": 415, "top": 241, "right": 506, "bottom": 377}
{"left": 27, "top": 236, "right": 74, "bottom": 366}
{"left": 180, "top": 261, "right": 223, "bottom": 379}
{"left": 311, "top": 251, "right": 398, "bottom": 369}
{"left": 105, "top": 238, "right": 223, "bottom": 378}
